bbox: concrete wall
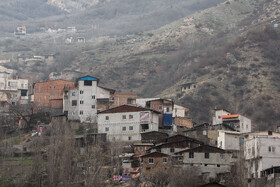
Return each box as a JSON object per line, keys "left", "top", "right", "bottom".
{"left": 212, "top": 110, "right": 230, "bottom": 125}
{"left": 98, "top": 111, "right": 159, "bottom": 142}
{"left": 217, "top": 131, "right": 241, "bottom": 150}
{"left": 182, "top": 152, "right": 232, "bottom": 178}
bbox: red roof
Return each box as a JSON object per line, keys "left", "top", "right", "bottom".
{"left": 221, "top": 114, "right": 239, "bottom": 119}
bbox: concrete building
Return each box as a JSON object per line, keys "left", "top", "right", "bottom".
{"left": 97, "top": 105, "right": 160, "bottom": 142}
{"left": 217, "top": 130, "right": 243, "bottom": 151}
{"left": 112, "top": 93, "right": 138, "bottom": 107}
{"left": 136, "top": 98, "right": 160, "bottom": 107}
{"left": 212, "top": 109, "right": 251, "bottom": 133}
{"left": 0, "top": 66, "right": 28, "bottom": 105}
{"left": 63, "top": 75, "right": 115, "bottom": 123}
{"left": 34, "top": 79, "right": 75, "bottom": 109}
{"left": 173, "top": 104, "right": 189, "bottom": 117}
{"left": 180, "top": 83, "right": 197, "bottom": 93}
{"left": 175, "top": 145, "right": 233, "bottom": 178}
{"left": 244, "top": 131, "right": 280, "bottom": 179}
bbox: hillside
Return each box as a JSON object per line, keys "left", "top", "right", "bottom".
{"left": 0, "top": 0, "right": 280, "bottom": 129}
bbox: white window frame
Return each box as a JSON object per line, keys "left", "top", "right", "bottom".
{"left": 148, "top": 158, "right": 154, "bottom": 164}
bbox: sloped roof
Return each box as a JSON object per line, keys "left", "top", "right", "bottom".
{"left": 140, "top": 151, "right": 169, "bottom": 158}
{"left": 78, "top": 75, "right": 99, "bottom": 81}
{"left": 156, "top": 134, "right": 203, "bottom": 145}
{"left": 175, "top": 145, "right": 227, "bottom": 154}
{"left": 98, "top": 86, "right": 115, "bottom": 93}
{"left": 98, "top": 105, "right": 161, "bottom": 114}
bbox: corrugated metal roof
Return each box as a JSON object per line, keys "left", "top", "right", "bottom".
{"left": 221, "top": 114, "right": 239, "bottom": 119}
{"left": 78, "top": 75, "right": 98, "bottom": 81}
{"left": 98, "top": 105, "right": 161, "bottom": 114}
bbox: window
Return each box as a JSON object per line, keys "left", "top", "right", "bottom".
{"left": 105, "top": 127, "right": 109, "bottom": 132}
{"left": 218, "top": 116, "right": 221, "bottom": 119}
{"left": 220, "top": 154, "right": 225, "bottom": 159}
{"left": 189, "top": 152, "right": 194, "bottom": 158}
{"left": 105, "top": 116, "right": 109, "bottom": 121}
{"left": 163, "top": 157, "right": 167, "bottom": 163}
{"left": 129, "top": 126, "right": 133, "bottom": 131}
{"left": 158, "top": 105, "right": 163, "bottom": 110}
{"left": 129, "top": 114, "right": 133, "bottom": 119}
{"left": 166, "top": 107, "right": 170, "bottom": 112}
{"left": 122, "top": 115, "right": 126, "bottom": 120}
{"left": 203, "top": 130, "right": 207, "bottom": 136}
{"left": 148, "top": 158, "right": 154, "bottom": 164}
{"left": 170, "top": 148, "right": 175, "bottom": 153}
{"left": 128, "top": 136, "right": 131, "bottom": 141}
{"left": 92, "top": 105, "right": 95, "bottom": 109}
{"left": 72, "top": 100, "right": 77, "bottom": 106}
{"left": 92, "top": 95, "right": 95, "bottom": 99}
{"left": 80, "top": 100, "right": 84, "bottom": 104}
{"left": 205, "top": 153, "right": 210, "bottom": 159}
{"left": 21, "top": 90, "right": 27, "bottom": 96}
{"left": 84, "top": 80, "right": 92, "bottom": 86}
{"left": 139, "top": 147, "right": 143, "bottom": 151}
{"left": 80, "top": 111, "right": 83, "bottom": 115}
{"left": 269, "top": 146, "right": 276, "bottom": 153}
{"left": 72, "top": 92, "right": 76, "bottom": 96}
{"left": 80, "top": 90, "right": 84, "bottom": 94}
{"left": 217, "top": 164, "right": 220, "bottom": 167}
{"left": 72, "top": 111, "right": 75, "bottom": 115}
{"left": 122, "top": 127, "right": 126, "bottom": 131}
{"left": 204, "top": 164, "right": 208, "bottom": 166}
{"left": 178, "top": 156, "right": 183, "bottom": 161}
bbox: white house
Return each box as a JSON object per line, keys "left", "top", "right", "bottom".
{"left": 212, "top": 109, "right": 251, "bottom": 133}
{"left": 244, "top": 131, "right": 280, "bottom": 179}
{"left": 172, "top": 104, "right": 189, "bottom": 118}
{"left": 97, "top": 105, "right": 160, "bottom": 142}
{"left": 217, "top": 130, "right": 243, "bottom": 151}
{"left": 63, "top": 75, "right": 114, "bottom": 123}
{"left": 0, "top": 66, "right": 28, "bottom": 105}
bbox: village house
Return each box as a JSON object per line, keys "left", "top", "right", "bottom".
{"left": 244, "top": 131, "right": 280, "bottom": 179}
{"left": 180, "top": 82, "right": 197, "bottom": 93}
{"left": 172, "top": 104, "right": 189, "bottom": 117}
{"left": 34, "top": 79, "right": 75, "bottom": 111}
{"left": 63, "top": 75, "right": 115, "bottom": 123}
{"left": 185, "top": 123, "right": 236, "bottom": 146}
{"left": 140, "top": 152, "right": 171, "bottom": 176}
{"left": 212, "top": 109, "right": 251, "bottom": 133}
{"left": 14, "top": 25, "right": 26, "bottom": 35}
{"left": 97, "top": 105, "right": 160, "bottom": 142}
{"left": 111, "top": 93, "right": 138, "bottom": 107}
{"left": 144, "top": 98, "right": 174, "bottom": 129}
{"left": 0, "top": 66, "right": 28, "bottom": 105}
{"left": 217, "top": 130, "right": 244, "bottom": 151}
{"left": 174, "top": 145, "right": 233, "bottom": 179}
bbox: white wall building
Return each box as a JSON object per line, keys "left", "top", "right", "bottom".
{"left": 212, "top": 109, "right": 251, "bottom": 133}
{"left": 97, "top": 105, "right": 160, "bottom": 142}
{"left": 0, "top": 66, "right": 28, "bottom": 105}
{"left": 244, "top": 131, "right": 280, "bottom": 179}
{"left": 172, "top": 104, "right": 189, "bottom": 118}
{"left": 135, "top": 98, "right": 160, "bottom": 107}
{"left": 217, "top": 130, "right": 243, "bottom": 151}
{"left": 63, "top": 75, "right": 114, "bottom": 123}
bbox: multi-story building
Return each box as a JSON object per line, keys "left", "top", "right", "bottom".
{"left": 34, "top": 79, "right": 75, "bottom": 109}
{"left": 212, "top": 109, "right": 251, "bottom": 133}
{"left": 244, "top": 131, "right": 280, "bottom": 179}
{"left": 63, "top": 75, "right": 115, "bottom": 123}
{"left": 174, "top": 145, "right": 233, "bottom": 178}
{"left": 97, "top": 105, "right": 160, "bottom": 142}
{"left": 0, "top": 66, "right": 28, "bottom": 105}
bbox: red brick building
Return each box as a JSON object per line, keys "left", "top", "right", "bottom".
{"left": 111, "top": 93, "right": 138, "bottom": 107}
{"left": 34, "top": 79, "right": 74, "bottom": 109}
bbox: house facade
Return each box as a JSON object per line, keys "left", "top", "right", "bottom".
{"left": 34, "top": 79, "right": 75, "bottom": 109}
{"left": 175, "top": 145, "right": 233, "bottom": 178}
{"left": 0, "top": 66, "right": 28, "bottom": 105}
{"left": 217, "top": 130, "right": 243, "bottom": 151}
{"left": 244, "top": 131, "right": 280, "bottom": 179}
{"left": 212, "top": 109, "right": 251, "bottom": 133}
{"left": 63, "top": 75, "right": 114, "bottom": 123}
{"left": 111, "top": 93, "right": 138, "bottom": 107}
{"left": 97, "top": 105, "right": 160, "bottom": 142}
{"left": 140, "top": 152, "right": 171, "bottom": 176}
